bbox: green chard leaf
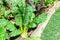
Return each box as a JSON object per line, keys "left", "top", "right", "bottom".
{"left": 5, "top": 0, "right": 20, "bottom": 6}
{"left": 23, "top": 4, "right": 33, "bottom": 26}
{"left": 18, "top": 0, "right": 25, "bottom": 7}
{"left": 9, "top": 29, "right": 23, "bottom": 37}
{"left": 15, "top": 14, "right": 20, "bottom": 26}
{"left": 0, "top": 19, "right": 7, "bottom": 27}
{"left": 29, "top": 22, "right": 36, "bottom": 28}
{"left": 29, "top": 13, "right": 35, "bottom": 23}
{"left": 18, "top": 0, "right": 26, "bottom": 17}
{"left": 15, "top": 14, "right": 22, "bottom": 26}
{"left": 11, "top": 6, "right": 19, "bottom": 14}
{"left": 29, "top": 12, "right": 47, "bottom": 28}
{"left": 0, "top": 27, "right": 8, "bottom": 40}
{"left": 28, "top": 13, "right": 35, "bottom": 28}
{"left": 6, "top": 21, "right": 16, "bottom": 31}
{"left": 33, "top": 12, "right": 47, "bottom": 24}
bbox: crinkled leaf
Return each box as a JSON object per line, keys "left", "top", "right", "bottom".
{"left": 18, "top": 0, "right": 25, "bottom": 7}
{"left": 11, "top": 7, "right": 19, "bottom": 14}
{"left": 0, "top": 37, "right": 5, "bottom": 40}
{"left": 15, "top": 14, "right": 22, "bottom": 26}
{"left": 0, "top": 27, "right": 5, "bottom": 35}
{"left": 29, "top": 13, "right": 35, "bottom": 28}
{"left": 23, "top": 4, "right": 33, "bottom": 26}
{"left": 0, "top": 32, "right": 8, "bottom": 40}
{"left": 0, "top": 27, "right": 8, "bottom": 40}
{"left": 29, "top": 12, "right": 47, "bottom": 28}
{"left": 29, "top": 13, "right": 35, "bottom": 23}
{"left": 0, "top": 19, "right": 7, "bottom": 27}
{"left": 33, "top": 12, "right": 47, "bottom": 24}
{"left": 6, "top": 21, "right": 16, "bottom": 31}
{"left": 11, "top": 0, "right": 25, "bottom": 7}
{"left": 5, "top": 0, "right": 20, "bottom": 6}
{"left": 10, "top": 29, "right": 23, "bottom": 37}
{"left": 29, "top": 22, "right": 36, "bottom": 28}
{"left": 15, "top": 15, "right": 20, "bottom": 25}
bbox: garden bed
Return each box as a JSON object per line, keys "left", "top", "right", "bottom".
{"left": 15, "top": 1, "right": 60, "bottom": 40}
{"left": 0, "top": 0, "right": 60, "bottom": 40}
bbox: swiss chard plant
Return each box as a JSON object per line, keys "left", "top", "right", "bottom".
{"left": 0, "top": 0, "right": 48, "bottom": 40}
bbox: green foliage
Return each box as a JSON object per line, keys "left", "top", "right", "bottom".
{"left": 6, "top": 21, "right": 16, "bottom": 31}
{"left": 0, "top": 19, "right": 7, "bottom": 27}
{"left": 41, "top": 7, "right": 60, "bottom": 40}
{"left": 0, "top": 27, "right": 8, "bottom": 40}
{"left": 23, "top": 4, "right": 34, "bottom": 26}
{"left": 0, "top": 0, "right": 3, "bottom": 4}
{"left": 25, "top": 36, "right": 41, "bottom": 40}
{"left": 33, "top": 12, "right": 47, "bottom": 24}
{"left": 10, "top": 29, "right": 23, "bottom": 37}
{"left": 0, "top": 18, "right": 23, "bottom": 39}
{"left": 32, "top": 0, "right": 41, "bottom": 3}
{"left": 0, "top": 0, "right": 47, "bottom": 40}
{"left": 44, "top": 0, "right": 57, "bottom": 6}
{"left": 15, "top": 14, "right": 21, "bottom": 26}
{"left": 29, "top": 12, "right": 47, "bottom": 28}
